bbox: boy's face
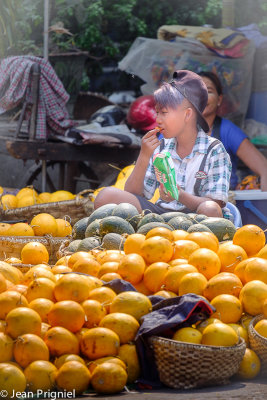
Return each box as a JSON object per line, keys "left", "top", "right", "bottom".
{"left": 155, "top": 102, "right": 189, "bottom": 138}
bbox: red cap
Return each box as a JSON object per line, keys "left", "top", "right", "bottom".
{"left": 127, "top": 95, "right": 157, "bottom": 131}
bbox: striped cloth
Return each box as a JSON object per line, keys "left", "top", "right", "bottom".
{"left": 0, "top": 56, "right": 73, "bottom": 139}
{"left": 143, "top": 129, "right": 232, "bottom": 215}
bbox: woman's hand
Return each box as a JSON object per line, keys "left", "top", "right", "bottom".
{"left": 140, "top": 129, "right": 161, "bottom": 159}
{"left": 159, "top": 184, "right": 173, "bottom": 202}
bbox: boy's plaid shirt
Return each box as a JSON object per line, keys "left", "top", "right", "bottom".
{"left": 143, "top": 129, "right": 232, "bottom": 211}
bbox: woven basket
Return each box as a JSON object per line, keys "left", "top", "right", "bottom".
{"left": 248, "top": 314, "right": 267, "bottom": 375}
{"left": 0, "top": 190, "right": 94, "bottom": 225}
{"left": 148, "top": 336, "right": 246, "bottom": 389}
{"left": 0, "top": 236, "right": 70, "bottom": 265}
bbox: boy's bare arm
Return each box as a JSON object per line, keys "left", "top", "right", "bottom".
{"left": 125, "top": 129, "right": 160, "bottom": 195}
{"left": 179, "top": 189, "right": 224, "bottom": 209}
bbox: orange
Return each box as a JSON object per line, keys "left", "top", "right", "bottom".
{"left": 0, "top": 261, "right": 23, "bottom": 284}
{"left": 55, "top": 218, "right": 72, "bottom": 237}
{"left": 44, "top": 326, "right": 79, "bottom": 357}
{"left": 117, "top": 253, "right": 145, "bottom": 284}
{"left": 178, "top": 272, "right": 207, "bottom": 296}
{"left": 38, "top": 192, "right": 51, "bottom": 203}
{"left": 101, "top": 272, "right": 122, "bottom": 282}
{"left": 88, "top": 287, "right": 117, "bottom": 312}
{"left": 96, "top": 250, "right": 125, "bottom": 265}
{"left": 47, "top": 300, "right": 85, "bottom": 332}
{"left": 17, "top": 195, "right": 38, "bottom": 207}
{"left": 55, "top": 255, "right": 71, "bottom": 266}
{"left": 0, "top": 290, "right": 28, "bottom": 319}
{"left": 141, "top": 236, "right": 173, "bottom": 264}
{"left": 188, "top": 248, "right": 221, "bottom": 280}
{"left": 72, "top": 258, "right": 101, "bottom": 277}
{"left": 196, "top": 317, "right": 221, "bottom": 333}
{"left": 6, "top": 223, "right": 34, "bottom": 236}
{"left": 99, "top": 312, "right": 139, "bottom": 344}
{"left": 237, "top": 348, "right": 261, "bottom": 379}
{"left": 217, "top": 243, "right": 247, "bottom": 273}
{"left": 50, "top": 190, "right": 75, "bottom": 202}
{"left": 13, "top": 333, "right": 49, "bottom": 368}
{"left": 81, "top": 327, "right": 120, "bottom": 360}
{"left": 51, "top": 265, "right": 72, "bottom": 275}
{"left": 146, "top": 227, "right": 174, "bottom": 241}
{"left": 5, "top": 307, "right": 42, "bottom": 338}
{"left": 201, "top": 322, "right": 239, "bottom": 347}
{"left": 203, "top": 272, "right": 243, "bottom": 301}
{"left": 56, "top": 360, "right": 91, "bottom": 395}
{"left": 68, "top": 251, "right": 93, "bottom": 269}
{"left": 110, "top": 291, "right": 152, "bottom": 322}
{"left": 254, "top": 319, "right": 267, "bottom": 338}
{"left": 0, "top": 222, "right": 11, "bottom": 235}
{"left": 210, "top": 294, "right": 243, "bottom": 323}
{"left": 29, "top": 298, "right": 54, "bottom": 323}
{"left": 30, "top": 213, "right": 58, "bottom": 237}
{"left": 82, "top": 299, "right": 107, "bottom": 328}
{"left": 26, "top": 277, "right": 55, "bottom": 302}
{"left": 5, "top": 256, "right": 22, "bottom": 264}
{"left": 91, "top": 362, "right": 127, "bottom": 394}
{"left": 23, "top": 266, "right": 56, "bottom": 285}
{"left": 21, "top": 242, "right": 49, "bottom": 265}
{"left": 54, "top": 354, "right": 85, "bottom": 369}
{"left": 0, "top": 363, "right": 26, "bottom": 398}
{"left": 143, "top": 262, "right": 169, "bottom": 293}
{"left": 262, "top": 298, "right": 267, "bottom": 318}
{"left": 169, "top": 258, "right": 192, "bottom": 267}
{"left": 133, "top": 280, "right": 153, "bottom": 296}
{"left": 124, "top": 233, "right": 146, "bottom": 255}
{"left": 244, "top": 257, "right": 267, "bottom": 284}
{"left": 1, "top": 194, "right": 17, "bottom": 210}
{"left": 40, "top": 323, "right": 51, "bottom": 339}
{"left": 154, "top": 290, "right": 177, "bottom": 298}
{"left": 240, "top": 314, "right": 253, "bottom": 331}
{"left": 172, "top": 240, "right": 200, "bottom": 260}
{"left": 228, "top": 323, "right": 249, "bottom": 346}
{"left": 118, "top": 343, "right": 141, "bottom": 383}
{"left": 172, "top": 230, "right": 189, "bottom": 241}
{"left": 234, "top": 257, "right": 257, "bottom": 285}
{"left": 239, "top": 280, "right": 267, "bottom": 315}
{"left": 54, "top": 273, "right": 93, "bottom": 302}
{"left": 172, "top": 327, "right": 202, "bottom": 344}
{"left": 233, "top": 224, "right": 266, "bottom": 257}
{"left": 16, "top": 187, "right": 38, "bottom": 200}
{"left": 0, "top": 272, "right": 6, "bottom": 294}
{"left": 24, "top": 360, "right": 57, "bottom": 392}
{"left": 87, "top": 357, "right": 126, "bottom": 375}
{"left": 257, "top": 244, "right": 267, "bottom": 259}
{"left": 0, "top": 332, "right": 13, "bottom": 362}
{"left": 98, "top": 261, "right": 119, "bottom": 278}
{"left": 163, "top": 264, "right": 198, "bottom": 294}
{"left": 186, "top": 231, "right": 219, "bottom": 252}
{"left": 0, "top": 185, "right": 3, "bottom": 194}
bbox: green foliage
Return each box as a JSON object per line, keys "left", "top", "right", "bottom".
{"left": 235, "top": 0, "right": 267, "bottom": 35}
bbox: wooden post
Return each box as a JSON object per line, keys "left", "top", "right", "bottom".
{"left": 222, "top": 0, "right": 236, "bottom": 27}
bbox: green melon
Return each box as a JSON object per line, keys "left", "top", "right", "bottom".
{"left": 99, "top": 216, "right": 135, "bottom": 237}
{"left": 85, "top": 219, "right": 101, "bottom": 238}
{"left": 168, "top": 216, "right": 193, "bottom": 231}
{"left": 87, "top": 203, "right": 117, "bottom": 225}
{"left": 201, "top": 217, "right": 236, "bottom": 241}
{"left": 194, "top": 214, "right": 208, "bottom": 223}
{"left": 137, "top": 213, "right": 165, "bottom": 229}
{"left": 137, "top": 222, "right": 174, "bottom": 235}
{"left": 112, "top": 203, "right": 139, "bottom": 220}
{"left": 161, "top": 211, "right": 190, "bottom": 222}
{"left": 66, "top": 240, "right": 82, "bottom": 253}
{"left": 187, "top": 223, "right": 213, "bottom": 233}
{"left": 77, "top": 237, "right": 101, "bottom": 251}
{"left": 102, "top": 233, "right": 125, "bottom": 250}
{"left": 72, "top": 217, "right": 89, "bottom": 240}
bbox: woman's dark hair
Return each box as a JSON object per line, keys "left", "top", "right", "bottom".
{"left": 198, "top": 71, "right": 223, "bottom": 96}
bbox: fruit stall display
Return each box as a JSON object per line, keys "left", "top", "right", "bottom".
{"left": 0, "top": 179, "right": 267, "bottom": 395}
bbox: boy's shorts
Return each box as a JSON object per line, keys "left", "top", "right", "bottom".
{"left": 133, "top": 194, "right": 192, "bottom": 215}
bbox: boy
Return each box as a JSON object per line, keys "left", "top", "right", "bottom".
{"left": 94, "top": 70, "right": 232, "bottom": 218}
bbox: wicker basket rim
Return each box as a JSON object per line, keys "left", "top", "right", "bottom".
{"left": 249, "top": 314, "right": 267, "bottom": 341}
{"left": 149, "top": 335, "right": 245, "bottom": 352}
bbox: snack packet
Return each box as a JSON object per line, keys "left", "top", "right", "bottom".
{"left": 152, "top": 152, "right": 179, "bottom": 201}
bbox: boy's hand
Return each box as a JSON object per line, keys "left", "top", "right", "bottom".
{"left": 140, "top": 129, "right": 161, "bottom": 159}
{"left": 159, "top": 184, "right": 173, "bottom": 202}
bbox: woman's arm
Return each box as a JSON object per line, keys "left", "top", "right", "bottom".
{"left": 124, "top": 129, "right": 160, "bottom": 195}
{"left": 236, "top": 139, "right": 267, "bottom": 191}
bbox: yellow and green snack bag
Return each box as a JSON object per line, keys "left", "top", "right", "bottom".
{"left": 152, "top": 152, "right": 179, "bottom": 201}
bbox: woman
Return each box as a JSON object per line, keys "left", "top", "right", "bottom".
{"left": 199, "top": 71, "right": 267, "bottom": 191}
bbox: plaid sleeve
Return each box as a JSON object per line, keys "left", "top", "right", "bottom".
{"left": 143, "top": 155, "right": 159, "bottom": 200}
{"left": 199, "top": 143, "right": 232, "bottom": 205}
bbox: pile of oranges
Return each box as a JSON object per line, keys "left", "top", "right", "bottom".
{"left": 0, "top": 213, "right": 72, "bottom": 238}
{"left": 0, "top": 187, "right": 75, "bottom": 209}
